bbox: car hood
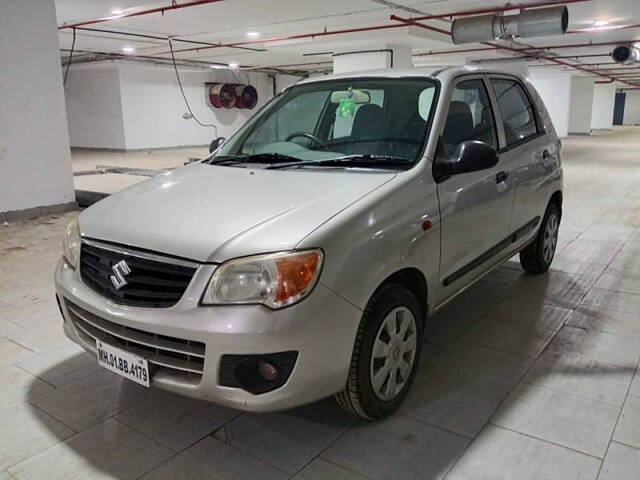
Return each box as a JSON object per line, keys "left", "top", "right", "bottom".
{"left": 79, "top": 163, "right": 396, "bottom": 263}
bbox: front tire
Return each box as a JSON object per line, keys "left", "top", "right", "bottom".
{"left": 335, "top": 284, "right": 423, "bottom": 420}
{"left": 519, "top": 202, "right": 560, "bottom": 274}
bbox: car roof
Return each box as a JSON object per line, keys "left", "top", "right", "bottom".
{"left": 296, "top": 65, "right": 527, "bottom": 86}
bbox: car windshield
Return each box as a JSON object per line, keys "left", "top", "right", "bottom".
{"left": 212, "top": 77, "right": 439, "bottom": 170}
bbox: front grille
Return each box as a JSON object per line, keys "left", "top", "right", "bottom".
{"left": 80, "top": 241, "right": 197, "bottom": 308}
{"left": 65, "top": 299, "right": 205, "bottom": 378}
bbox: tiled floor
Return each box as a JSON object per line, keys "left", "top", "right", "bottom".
{"left": 2, "top": 127, "right": 640, "bottom": 479}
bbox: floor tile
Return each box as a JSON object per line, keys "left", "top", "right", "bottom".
{"left": 400, "top": 370, "right": 506, "bottom": 438}
{"left": 429, "top": 295, "right": 495, "bottom": 347}
{"left": 567, "top": 308, "right": 640, "bottom": 338}
{"left": 461, "top": 316, "right": 557, "bottom": 358}
{"left": 486, "top": 297, "right": 571, "bottom": 332}
{"left": 446, "top": 425, "right": 600, "bottom": 480}
{"left": 8, "top": 418, "right": 173, "bottom": 480}
{"left": 598, "top": 442, "right": 640, "bottom": 480}
{"left": 595, "top": 271, "right": 640, "bottom": 295}
{"left": 547, "top": 258, "right": 607, "bottom": 287}
{"left": 323, "top": 415, "right": 469, "bottom": 480}
{"left": 30, "top": 368, "right": 148, "bottom": 430}
{"left": 292, "top": 458, "right": 367, "bottom": 479}
{"left": 16, "top": 345, "right": 101, "bottom": 388}
{"left": 116, "top": 389, "right": 239, "bottom": 452}
{"left": 215, "top": 399, "right": 355, "bottom": 474}
{"left": 140, "top": 436, "right": 288, "bottom": 480}
{"left": 578, "top": 224, "right": 636, "bottom": 243}
{"left": 580, "top": 288, "right": 640, "bottom": 317}
{"left": 524, "top": 351, "right": 634, "bottom": 407}
{"left": 556, "top": 239, "right": 621, "bottom": 265}
{"left": 546, "top": 326, "right": 640, "bottom": 367}
{"left": 0, "top": 338, "right": 34, "bottom": 368}
{"left": 0, "top": 365, "right": 53, "bottom": 412}
{"left": 428, "top": 341, "right": 532, "bottom": 393}
{"left": 492, "top": 383, "right": 619, "bottom": 457}
{"left": 613, "top": 395, "right": 640, "bottom": 449}
{"left": 0, "top": 403, "right": 74, "bottom": 471}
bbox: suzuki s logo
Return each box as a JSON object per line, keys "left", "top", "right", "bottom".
{"left": 109, "top": 260, "right": 131, "bottom": 290}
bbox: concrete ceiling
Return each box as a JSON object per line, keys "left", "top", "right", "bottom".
{"left": 55, "top": 0, "right": 640, "bottom": 83}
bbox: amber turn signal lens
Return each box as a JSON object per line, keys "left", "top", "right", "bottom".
{"left": 274, "top": 252, "right": 320, "bottom": 304}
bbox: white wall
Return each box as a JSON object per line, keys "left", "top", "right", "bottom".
{"left": 528, "top": 69, "right": 572, "bottom": 138}
{"left": 623, "top": 91, "right": 640, "bottom": 125}
{"left": 65, "top": 66, "right": 126, "bottom": 149}
{"left": 568, "top": 76, "right": 595, "bottom": 135}
{"left": 64, "top": 62, "right": 301, "bottom": 150}
{"left": 591, "top": 83, "right": 616, "bottom": 130}
{"left": 0, "top": 0, "right": 74, "bottom": 213}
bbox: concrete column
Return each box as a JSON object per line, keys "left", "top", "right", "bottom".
{"left": 623, "top": 90, "right": 640, "bottom": 125}
{"left": 568, "top": 76, "right": 595, "bottom": 135}
{"left": 528, "top": 69, "right": 573, "bottom": 138}
{"left": 0, "top": 0, "right": 74, "bottom": 216}
{"left": 591, "top": 83, "right": 616, "bottom": 130}
{"left": 333, "top": 44, "right": 412, "bottom": 74}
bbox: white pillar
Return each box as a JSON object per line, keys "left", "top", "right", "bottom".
{"left": 333, "top": 44, "right": 412, "bottom": 74}
{"left": 568, "top": 76, "right": 595, "bottom": 135}
{"left": 0, "top": 0, "right": 74, "bottom": 215}
{"left": 591, "top": 84, "right": 616, "bottom": 130}
{"left": 528, "top": 69, "right": 573, "bottom": 138}
{"left": 623, "top": 90, "right": 640, "bottom": 125}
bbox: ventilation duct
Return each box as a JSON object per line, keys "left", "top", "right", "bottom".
{"left": 451, "top": 6, "right": 568, "bottom": 45}
{"left": 612, "top": 45, "right": 640, "bottom": 65}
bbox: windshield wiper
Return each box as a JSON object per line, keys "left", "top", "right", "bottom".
{"left": 205, "top": 153, "right": 302, "bottom": 166}
{"left": 265, "top": 154, "right": 413, "bottom": 170}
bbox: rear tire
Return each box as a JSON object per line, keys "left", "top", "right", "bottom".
{"left": 519, "top": 202, "right": 560, "bottom": 274}
{"left": 335, "top": 284, "right": 423, "bottom": 420}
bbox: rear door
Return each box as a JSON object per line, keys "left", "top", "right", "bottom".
{"left": 488, "top": 75, "right": 557, "bottom": 246}
{"left": 436, "top": 75, "right": 515, "bottom": 300}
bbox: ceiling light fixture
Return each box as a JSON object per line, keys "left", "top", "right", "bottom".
{"left": 246, "top": 31, "right": 260, "bottom": 38}
{"left": 110, "top": 8, "right": 124, "bottom": 15}
{"left": 122, "top": 46, "right": 135, "bottom": 54}
{"left": 593, "top": 19, "right": 609, "bottom": 26}
{"left": 228, "top": 62, "right": 239, "bottom": 69}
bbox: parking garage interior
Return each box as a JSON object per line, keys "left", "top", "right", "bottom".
{"left": 2, "top": 0, "right": 640, "bottom": 479}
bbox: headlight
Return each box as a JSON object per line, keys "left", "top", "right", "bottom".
{"left": 202, "top": 249, "right": 323, "bottom": 309}
{"left": 62, "top": 218, "right": 81, "bottom": 269}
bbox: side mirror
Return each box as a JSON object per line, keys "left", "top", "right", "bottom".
{"left": 209, "top": 137, "right": 226, "bottom": 154}
{"left": 434, "top": 140, "right": 499, "bottom": 182}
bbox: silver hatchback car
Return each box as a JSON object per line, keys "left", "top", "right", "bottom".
{"left": 55, "top": 66, "right": 562, "bottom": 419}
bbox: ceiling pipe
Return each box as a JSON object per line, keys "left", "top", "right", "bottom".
{"left": 451, "top": 6, "right": 569, "bottom": 45}
{"left": 391, "top": 14, "right": 640, "bottom": 88}
{"left": 58, "top": 0, "right": 226, "bottom": 29}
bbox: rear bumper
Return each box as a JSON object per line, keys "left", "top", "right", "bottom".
{"left": 55, "top": 258, "right": 362, "bottom": 412}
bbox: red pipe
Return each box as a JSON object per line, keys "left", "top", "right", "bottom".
{"left": 406, "top": 0, "right": 590, "bottom": 22}
{"left": 391, "top": 15, "right": 640, "bottom": 87}
{"left": 59, "top": 0, "right": 225, "bottom": 29}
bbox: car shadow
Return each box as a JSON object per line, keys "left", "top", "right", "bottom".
{"left": 24, "top": 265, "right": 633, "bottom": 479}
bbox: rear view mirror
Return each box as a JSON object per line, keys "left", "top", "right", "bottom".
{"left": 330, "top": 90, "right": 371, "bottom": 104}
{"left": 434, "top": 140, "right": 498, "bottom": 182}
{"left": 209, "top": 137, "right": 226, "bottom": 153}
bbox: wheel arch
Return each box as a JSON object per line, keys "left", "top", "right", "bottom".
{"left": 374, "top": 267, "right": 428, "bottom": 323}
{"left": 550, "top": 190, "right": 563, "bottom": 217}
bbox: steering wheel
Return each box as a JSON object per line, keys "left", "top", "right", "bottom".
{"left": 285, "top": 131, "right": 328, "bottom": 149}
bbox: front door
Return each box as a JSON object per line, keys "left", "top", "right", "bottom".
{"left": 436, "top": 76, "right": 515, "bottom": 304}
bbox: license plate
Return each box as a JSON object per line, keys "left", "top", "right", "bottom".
{"left": 96, "top": 340, "right": 150, "bottom": 387}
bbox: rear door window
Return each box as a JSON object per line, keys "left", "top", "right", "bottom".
{"left": 490, "top": 79, "right": 538, "bottom": 147}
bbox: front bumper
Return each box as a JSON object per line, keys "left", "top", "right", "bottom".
{"left": 54, "top": 259, "right": 362, "bottom": 412}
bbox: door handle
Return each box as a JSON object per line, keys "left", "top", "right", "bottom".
{"left": 542, "top": 149, "right": 551, "bottom": 160}
{"left": 496, "top": 171, "right": 508, "bottom": 184}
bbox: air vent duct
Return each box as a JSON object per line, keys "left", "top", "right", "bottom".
{"left": 451, "top": 6, "right": 568, "bottom": 45}
{"left": 612, "top": 45, "right": 640, "bottom": 65}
